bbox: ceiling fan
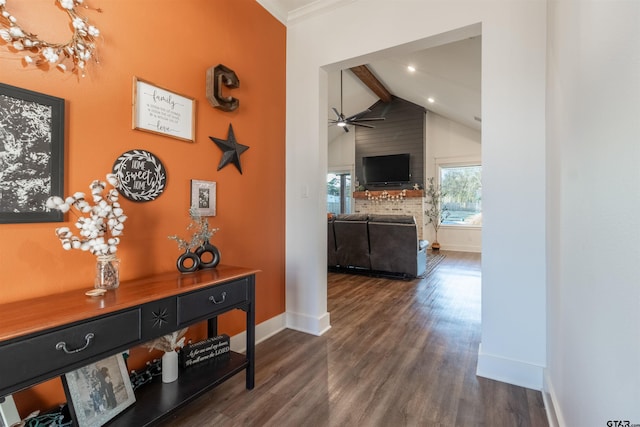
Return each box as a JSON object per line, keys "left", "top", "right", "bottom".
{"left": 329, "top": 70, "right": 385, "bottom": 132}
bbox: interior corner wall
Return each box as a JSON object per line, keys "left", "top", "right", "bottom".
{"left": 546, "top": 1, "right": 640, "bottom": 424}
{"left": 0, "top": 0, "right": 286, "bottom": 413}
{"left": 286, "top": 1, "right": 547, "bottom": 389}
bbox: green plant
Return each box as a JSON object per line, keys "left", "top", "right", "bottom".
{"left": 424, "top": 177, "right": 449, "bottom": 245}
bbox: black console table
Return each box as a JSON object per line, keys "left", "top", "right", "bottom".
{"left": 0, "top": 265, "right": 257, "bottom": 426}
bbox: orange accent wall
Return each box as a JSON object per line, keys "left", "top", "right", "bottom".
{"left": 0, "top": 0, "right": 285, "bottom": 415}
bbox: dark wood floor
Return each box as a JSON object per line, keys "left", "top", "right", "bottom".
{"left": 159, "top": 251, "right": 548, "bottom": 426}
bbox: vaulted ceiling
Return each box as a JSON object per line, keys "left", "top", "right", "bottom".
{"left": 257, "top": 0, "right": 482, "bottom": 131}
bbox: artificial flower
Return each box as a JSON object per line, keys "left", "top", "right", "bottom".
{"left": 0, "top": 0, "right": 101, "bottom": 77}
{"left": 47, "top": 174, "right": 127, "bottom": 256}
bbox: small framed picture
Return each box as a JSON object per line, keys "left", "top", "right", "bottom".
{"left": 191, "top": 180, "right": 216, "bottom": 216}
{"left": 0, "top": 395, "right": 20, "bottom": 427}
{"left": 62, "top": 354, "right": 135, "bottom": 427}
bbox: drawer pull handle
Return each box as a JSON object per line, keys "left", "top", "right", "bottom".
{"left": 55, "top": 333, "right": 95, "bottom": 354}
{"left": 209, "top": 292, "right": 227, "bottom": 304}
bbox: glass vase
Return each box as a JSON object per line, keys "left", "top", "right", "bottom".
{"left": 95, "top": 254, "right": 120, "bottom": 290}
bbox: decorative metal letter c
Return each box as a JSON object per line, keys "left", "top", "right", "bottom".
{"left": 206, "top": 64, "right": 240, "bottom": 112}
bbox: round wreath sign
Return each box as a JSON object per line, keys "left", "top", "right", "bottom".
{"left": 112, "top": 150, "right": 167, "bottom": 202}
{"left": 0, "top": 0, "right": 101, "bottom": 77}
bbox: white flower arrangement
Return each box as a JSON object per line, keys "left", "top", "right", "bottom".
{"left": 0, "top": 0, "right": 101, "bottom": 77}
{"left": 46, "top": 174, "right": 127, "bottom": 256}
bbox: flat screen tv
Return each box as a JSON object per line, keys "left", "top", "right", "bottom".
{"left": 362, "top": 153, "right": 411, "bottom": 185}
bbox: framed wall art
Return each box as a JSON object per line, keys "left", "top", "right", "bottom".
{"left": 112, "top": 149, "right": 167, "bottom": 202}
{"left": 191, "top": 179, "right": 216, "bottom": 216}
{"left": 133, "top": 77, "right": 196, "bottom": 142}
{"left": 0, "top": 82, "right": 64, "bottom": 224}
{"left": 62, "top": 353, "right": 135, "bottom": 427}
{"left": 0, "top": 395, "right": 21, "bottom": 427}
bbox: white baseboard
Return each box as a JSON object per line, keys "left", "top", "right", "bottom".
{"left": 230, "top": 313, "right": 287, "bottom": 353}
{"left": 285, "top": 310, "right": 331, "bottom": 336}
{"left": 439, "top": 243, "right": 481, "bottom": 252}
{"left": 476, "top": 343, "right": 544, "bottom": 390}
{"left": 543, "top": 369, "right": 564, "bottom": 427}
{"left": 229, "top": 311, "right": 331, "bottom": 353}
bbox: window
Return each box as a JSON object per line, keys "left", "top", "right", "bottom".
{"left": 439, "top": 164, "right": 482, "bottom": 226}
{"left": 327, "top": 173, "right": 351, "bottom": 215}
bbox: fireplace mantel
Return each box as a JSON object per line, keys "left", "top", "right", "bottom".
{"left": 353, "top": 189, "right": 424, "bottom": 199}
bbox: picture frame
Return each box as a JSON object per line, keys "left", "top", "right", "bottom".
{"left": 62, "top": 354, "right": 135, "bottom": 427}
{"left": 0, "top": 82, "right": 64, "bottom": 224}
{"left": 0, "top": 395, "right": 20, "bottom": 427}
{"left": 133, "top": 77, "right": 196, "bottom": 142}
{"left": 191, "top": 180, "right": 217, "bottom": 216}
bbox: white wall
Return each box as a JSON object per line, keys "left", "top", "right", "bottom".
{"left": 285, "top": 0, "right": 547, "bottom": 391}
{"left": 546, "top": 1, "right": 640, "bottom": 425}
{"left": 426, "top": 112, "right": 482, "bottom": 252}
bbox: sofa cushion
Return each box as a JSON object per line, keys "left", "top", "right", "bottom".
{"left": 335, "top": 213, "right": 369, "bottom": 221}
{"left": 334, "top": 217, "right": 371, "bottom": 269}
{"left": 328, "top": 219, "right": 338, "bottom": 267}
{"left": 368, "top": 214, "right": 415, "bottom": 224}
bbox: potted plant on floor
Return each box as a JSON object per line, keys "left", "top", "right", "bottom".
{"left": 425, "top": 177, "right": 449, "bottom": 250}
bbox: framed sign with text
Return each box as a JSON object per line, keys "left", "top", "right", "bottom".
{"left": 133, "top": 77, "right": 196, "bottom": 142}
{"left": 112, "top": 149, "right": 167, "bottom": 202}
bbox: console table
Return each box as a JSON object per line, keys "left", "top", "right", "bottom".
{"left": 0, "top": 265, "right": 257, "bottom": 426}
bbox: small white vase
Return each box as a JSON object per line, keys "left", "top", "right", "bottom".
{"left": 162, "top": 350, "right": 179, "bottom": 383}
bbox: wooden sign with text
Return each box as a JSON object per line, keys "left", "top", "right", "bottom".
{"left": 180, "top": 334, "right": 230, "bottom": 368}
{"left": 112, "top": 149, "right": 167, "bottom": 202}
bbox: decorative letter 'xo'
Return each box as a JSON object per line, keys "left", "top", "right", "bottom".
{"left": 206, "top": 64, "right": 240, "bottom": 112}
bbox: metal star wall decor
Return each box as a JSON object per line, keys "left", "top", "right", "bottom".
{"left": 209, "top": 124, "right": 249, "bottom": 174}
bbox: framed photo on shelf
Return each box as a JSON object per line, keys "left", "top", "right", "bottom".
{"left": 0, "top": 395, "right": 21, "bottom": 427}
{"left": 62, "top": 354, "right": 135, "bottom": 427}
{"left": 191, "top": 179, "right": 217, "bottom": 216}
{"left": 0, "top": 82, "right": 64, "bottom": 224}
{"left": 132, "top": 77, "right": 196, "bottom": 142}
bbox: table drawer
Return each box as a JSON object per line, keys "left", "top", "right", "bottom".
{"left": 178, "top": 279, "right": 248, "bottom": 325}
{"left": 0, "top": 309, "right": 140, "bottom": 395}
{"left": 141, "top": 297, "right": 178, "bottom": 341}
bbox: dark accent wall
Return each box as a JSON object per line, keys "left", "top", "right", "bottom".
{"left": 355, "top": 96, "right": 426, "bottom": 190}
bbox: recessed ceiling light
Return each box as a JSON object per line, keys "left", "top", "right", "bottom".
{"left": 407, "top": 65, "right": 416, "bottom": 72}
{"left": 427, "top": 97, "right": 435, "bottom": 103}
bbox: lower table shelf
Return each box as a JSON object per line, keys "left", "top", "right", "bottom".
{"left": 109, "top": 351, "right": 248, "bottom": 426}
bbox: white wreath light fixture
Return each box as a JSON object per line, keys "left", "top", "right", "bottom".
{"left": 0, "top": 0, "right": 101, "bottom": 77}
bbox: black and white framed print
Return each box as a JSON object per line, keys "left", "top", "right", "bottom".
{"left": 0, "top": 395, "right": 20, "bottom": 427}
{"left": 191, "top": 179, "right": 216, "bottom": 216}
{"left": 0, "top": 82, "right": 64, "bottom": 223}
{"left": 62, "top": 354, "right": 135, "bottom": 427}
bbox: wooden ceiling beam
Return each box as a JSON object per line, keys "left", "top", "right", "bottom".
{"left": 349, "top": 65, "right": 393, "bottom": 103}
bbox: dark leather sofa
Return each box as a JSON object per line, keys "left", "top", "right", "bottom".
{"left": 328, "top": 214, "right": 428, "bottom": 278}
